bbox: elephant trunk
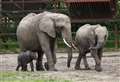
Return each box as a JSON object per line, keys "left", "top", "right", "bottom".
{"left": 96, "top": 42, "right": 104, "bottom": 49}
{"left": 62, "top": 32, "right": 73, "bottom": 68}
{"left": 67, "top": 41, "right": 77, "bottom": 68}
{"left": 61, "top": 27, "right": 75, "bottom": 68}
{"left": 67, "top": 47, "right": 73, "bottom": 68}
{"left": 90, "top": 41, "right": 104, "bottom": 50}
{"left": 63, "top": 38, "right": 73, "bottom": 68}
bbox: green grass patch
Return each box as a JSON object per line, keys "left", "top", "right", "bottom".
{"left": 1, "top": 80, "right": 70, "bottom": 82}
{"left": 0, "top": 71, "right": 71, "bottom": 82}
{"left": 0, "top": 39, "right": 20, "bottom": 53}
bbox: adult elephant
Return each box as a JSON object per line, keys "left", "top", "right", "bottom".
{"left": 17, "top": 11, "right": 74, "bottom": 71}
{"left": 67, "top": 24, "right": 108, "bottom": 72}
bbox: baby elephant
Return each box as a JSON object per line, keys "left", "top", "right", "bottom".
{"left": 67, "top": 24, "right": 108, "bottom": 72}
{"left": 16, "top": 51, "right": 37, "bottom": 71}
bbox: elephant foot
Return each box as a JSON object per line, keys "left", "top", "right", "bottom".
{"left": 36, "top": 64, "right": 45, "bottom": 71}
{"left": 85, "top": 66, "right": 91, "bottom": 70}
{"left": 21, "top": 67, "right": 28, "bottom": 71}
{"left": 31, "top": 69, "right": 34, "bottom": 72}
{"left": 16, "top": 69, "right": 19, "bottom": 71}
{"left": 75, "top": 66, "right": 81, "bottom": 70}
{"left": 44, "top": 62, "right": 58, "bottom": 71}
{"left": 36, "top": 62, "right": 45, "bottom": 71}
{"left": 95, "top": 65, "right": 102, "bottom": 72}
{"left": 44, "top": 62, "right": 49, "bottom": 70}
{"left": 36, "top": 66, "right": 45, "bottom": 71}
{"left": 21, "top": 69, "right": 28, "bottom": 72}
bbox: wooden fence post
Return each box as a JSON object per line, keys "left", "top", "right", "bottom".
{"left": 114, "top": 23, "right": 119, "bottom": 49}
{"left": 0, "top": 0, "right": 2, "bottom": 24}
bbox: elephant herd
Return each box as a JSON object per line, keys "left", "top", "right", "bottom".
{"left": 16, "top": 11, "right": 108, "bottom": 72}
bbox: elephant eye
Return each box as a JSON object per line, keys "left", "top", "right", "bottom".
{"left": 61, "top": 26, "right": 64, "bottom": 29}
{"left": 59, "top": 26, "right": 64, "bottom": 30}
{"left": 56, "top": 26, "right": 63, "bottom": 33}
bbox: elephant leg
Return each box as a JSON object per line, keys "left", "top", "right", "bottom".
{"left": 97, "top": 48, "right": 103, "bottom": 70}
{"left": 98, "top": 48, "right": 103, "bottom": 61}
{"left": 75, "top": 50, "right": 83, "bottom": 70}
{"left": 38, "top": 32, "right": 56, "bottom": 71}
{"left": 91, "top": 50, "right": 102, "bottom": 72}
{"left": 36, "top": 50, "right": 44, "bottom": 71}
{"left": 50, "top": 38, "right": 56, "bottom": 64}
{"left": 16, "top": 64, "right": 20, "bottom": 71}
{"left": 21, "top": 64, "right": 27, "bottom": 71}
{"left": 30, "top": 61, "right": 34, "bottom": 71}
{"left": 83, "top": 55, "right": 90, "bottom": 70}
{"left": 44, "top": 38, "right": 56, "bottom": 70}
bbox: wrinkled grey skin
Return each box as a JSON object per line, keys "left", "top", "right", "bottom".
{"left": 67, "top": 24, "right": 108, "bottom": 72}
{"left": 16, "top": 51, "right": 37, "bottom": 71}
{"left": 17, "top": 11, "right": 74, "bottom": 71}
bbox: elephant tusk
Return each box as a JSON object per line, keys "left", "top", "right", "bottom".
{"left": 63, "top": 38, "right": 72, "bottom": 48}
{"left": 72, "top": 43, "right": 78, "bottom": 50}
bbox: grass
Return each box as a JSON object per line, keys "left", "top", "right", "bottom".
{"left": 1, "top": 80, "right": 70, "bottom": 82}
{"left": 0, "top": 71, "right": 71, "bottom": 82}
{"left": 0, "top": 39, "right": 120, "bottom": 54}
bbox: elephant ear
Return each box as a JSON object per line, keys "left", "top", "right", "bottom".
{"left": 88, "top": 28, "right": 97, "bottom": 47}
{"left": 39, "top": 17, "right": 56, "bottom": 38}
{"left": 103, "top": 26, "right": 109, "bottom": 40}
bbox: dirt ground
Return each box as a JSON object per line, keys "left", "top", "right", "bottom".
{"left": 0, "top": 52, "right": 120, "bottom": 82}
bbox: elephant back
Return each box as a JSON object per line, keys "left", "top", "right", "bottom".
{"left": 17, "top": 13, "right": 44, "bottom": 51}
{"left": 76, "top": 24, "right": 91, "bottom": 39}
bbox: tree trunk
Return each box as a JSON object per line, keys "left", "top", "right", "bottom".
{"left": 0, "top": 0, "right": 1, "bottom": 16}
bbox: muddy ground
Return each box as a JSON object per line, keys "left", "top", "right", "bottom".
{"left": 0, "top": 52, "right": 120, "bottom": 82}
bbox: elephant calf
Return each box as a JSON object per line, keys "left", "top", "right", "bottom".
{"left": 67, "top": 24, "right": 108, "bottom": 72}
{"left": 16, "top": 51, "right": 37, "bottom": 71}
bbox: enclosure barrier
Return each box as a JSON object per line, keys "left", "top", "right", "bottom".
{"left": 0, "top": 20, "right": 120, "bottom": 52}
{"left": 0, "top": 0, "right": 119, "bottom": 52}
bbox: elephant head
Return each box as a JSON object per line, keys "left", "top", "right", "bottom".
{"left": 39, "top": 12, "right": 74, "bottom": 48}
{"left": 90, "top": 24, "right": 108, "bottom": 50}
{"left": 29, "top": 51, "right": 37, "bottom": 60}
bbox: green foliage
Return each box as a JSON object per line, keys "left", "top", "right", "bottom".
{"left": 117, "top": 0, "right": 120, "bottom": 17}
{"left": 0, "top": 39, "right": 19, "bottom": 53}
{"left": 0, "top": 0, "right": 120, "bottom": 53}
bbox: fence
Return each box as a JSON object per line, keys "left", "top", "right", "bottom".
{"left": 70, "top": 22, "right": 120, "bottom": 50}
{"left": 0, "top": 16, "right": 120, "bottom": 53}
